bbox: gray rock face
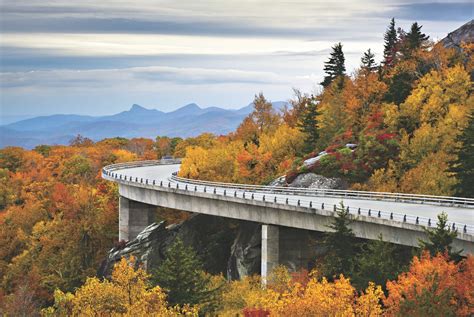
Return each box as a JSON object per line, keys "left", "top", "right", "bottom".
{"left": 99, "top": 214, "right": 237, "bottom": 277}
{"left": 227, "top": 223, "right": 261, "bottom": 279}
{"left": 99, "top": 214, "right": 264, "bottom": 280}
{"left": 440, "top": 20, "right": 473, "bottom": 49}
{"left": 267, "top": 175, "right": 286, "bottom": 187}
{"left": 289, "top": 173, "right": 347, "bottom": 189}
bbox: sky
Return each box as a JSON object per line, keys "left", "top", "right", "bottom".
{"left": 0, "top": 0, "right": 472, "bottom": 120}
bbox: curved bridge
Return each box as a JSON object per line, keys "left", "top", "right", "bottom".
{"left": 102, "top": 160, "right": 474, "bottom": 278}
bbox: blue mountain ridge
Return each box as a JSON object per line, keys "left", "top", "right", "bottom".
{"left": 1, "top": 101, "right": 289, "bottom": 149}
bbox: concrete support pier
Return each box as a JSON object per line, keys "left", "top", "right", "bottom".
{"left": 261, "top": 224, "right": 279, "bottom": 284}
{"left": 119, "top": 196, "right": 156, "bottom": 241}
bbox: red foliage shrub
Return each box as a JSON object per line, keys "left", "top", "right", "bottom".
{"left": 285, "top": 169, "right": 299, "bottom": 184}
{"left": 376, "top": 133, "right": 396, "bottom": 142}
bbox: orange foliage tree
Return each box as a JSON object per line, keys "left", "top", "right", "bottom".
{"left": 385, "top": 252, "right": 474, "bottom": 316}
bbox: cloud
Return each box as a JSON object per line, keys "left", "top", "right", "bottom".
{"left": 392, "top": 2, "right": 473, "bottom": 21}
{"left": 0, "top": 66, "right": 317, "bottom": 90}
{"left": 0, "top": 0, "right": 396, "bottom": 39}
{"left": 0, "top": 0, "right": 470, "bottom": 117}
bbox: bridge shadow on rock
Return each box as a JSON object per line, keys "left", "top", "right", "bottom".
{"left": 98, "top": 213, "right": 327, "bottom": 280}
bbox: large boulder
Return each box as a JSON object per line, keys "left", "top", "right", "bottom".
{"left": 289, "top": 172, "right": 347, "bottom": 189}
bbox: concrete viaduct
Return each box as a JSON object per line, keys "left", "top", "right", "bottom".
{"left": 102, "top": 160, "right": 474, "bottom": 279}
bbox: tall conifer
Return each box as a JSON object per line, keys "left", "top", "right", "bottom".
{"left": 151, "top": 238, "right": 213, "bottom": 306}
{"left": 452, "top": 113, "right": 474, "bottom": 198}
{"left": 406, "top": 22, "right": 429, "bottom": 51}
{"left": 361, "top": 48, "right": 376, "bottom": 71}
{"left": 321, "top": 203, "right": 358, "bottom": 277}
{"left": 383, "top": 18, "right": 398, "bottom": 66}
{"left": 297, "top": 96, "right": 319, "bottom": 153}
{"left": 321, "top": 42, "right": 346, "bottom": 88}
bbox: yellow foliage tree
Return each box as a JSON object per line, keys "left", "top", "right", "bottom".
{"left": 42, "top": 256, "right": 197, "bottom": 316}
{"left": 365, "top": 64, "right": 472, "bottom": 194}
{"left": 399, "top": 152, "right": 457, "bottom": 195}
{"left": 217, "top": 267, "right": 384, "bottom": 317}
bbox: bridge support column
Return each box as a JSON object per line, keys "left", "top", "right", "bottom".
{"left": 261, "top": 224, "right": 279, "bottom": 285}
{"left": 119, "top": 196, "right": 155, "bottom": 241}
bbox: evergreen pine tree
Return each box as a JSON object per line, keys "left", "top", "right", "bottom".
{"left": 419, "top": 212, "right": 461, "bottom": 260}
{"left": 361, "top": 48, "right": 376, "bottom": 72}
{"left": 383, "top": 18, "right": 398, "bottom": 66}
{"left": 452, "top": 113, "right": 474, "bottom": 198}
{"left": 353, "top": 234, "right": 408, "bottom": 290}
{"left": 321, "top": 203, "right": 358, "bottom": 277}
{"left": 151, "top": 238, "right": 214, "bottom": 307}
{"left": 406, "top": 22, "right": 429, "bottom": 51}
{"left": 320, "top": 42, "right": 346, "bottom": 88}
{"left": 297, "top": 96, "right": 319, "bottom": 153}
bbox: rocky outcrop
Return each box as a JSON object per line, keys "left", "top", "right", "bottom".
{"left": 227, "top": 223, "right": 261, "bottom": 279}
{"left": 440, "top": 20, "right": 473, "bottom": 49}
{"left": 99, "top": 214, "right": 238, "bottom": 277}
{"left": 289, "top": 172, "right": 347, "bottom": 189}
{"left": 268, "top": 175, "right": 286, "bottom": 187}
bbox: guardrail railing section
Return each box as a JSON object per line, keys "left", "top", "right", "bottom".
{"left": 101, "top": 160, "right": 474, "bottom": 236}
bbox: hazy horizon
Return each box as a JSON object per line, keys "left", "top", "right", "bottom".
{"left": 1, "top": 0, "right": 472, "bottom": 117}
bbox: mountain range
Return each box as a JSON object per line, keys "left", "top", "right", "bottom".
{"left": 0, "top": 102, "right": 288, "bottom": 149}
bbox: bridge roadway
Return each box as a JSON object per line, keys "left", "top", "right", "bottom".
{"left": 103, "top": 160, "right": 474, "bottom": 279}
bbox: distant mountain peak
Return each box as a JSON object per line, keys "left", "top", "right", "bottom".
{"left": 130, "top": 103, "right": 150, "bottom": 112}
{"left": 181, "top": 103, "right": 201, "bottom": 110}
{"left": 130, "top": 104, "right": 148, "bottom": 112}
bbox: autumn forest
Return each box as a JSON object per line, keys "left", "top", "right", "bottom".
{"left": 1, "top": 18, "right": 474, "bottom": 316}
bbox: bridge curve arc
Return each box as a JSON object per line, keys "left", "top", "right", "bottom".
{"left": 102, "top": 160, "right": 474, "bottom": 238}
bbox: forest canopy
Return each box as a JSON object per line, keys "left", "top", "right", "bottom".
{"left": 1, "top": 19, "right": 473, "bottom": 315}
